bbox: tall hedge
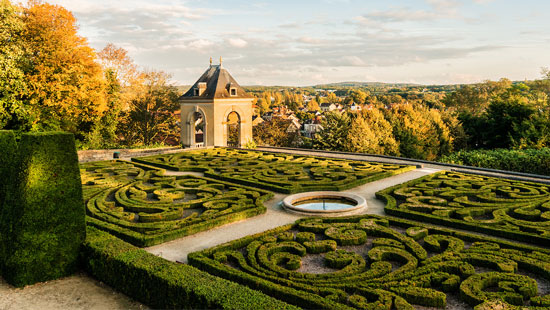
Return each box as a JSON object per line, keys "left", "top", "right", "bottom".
{"left": 0, "top": 132, "right": 85, "bottom": 287}
{"left": 0, "top": 130, "right": 18, "bottom": 273}
{"left": 440, "top": 148, "right": 550, "bottom": 176}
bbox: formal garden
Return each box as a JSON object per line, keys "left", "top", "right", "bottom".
{"left": 2, "top": 131, "right": 550, "bottom": 309}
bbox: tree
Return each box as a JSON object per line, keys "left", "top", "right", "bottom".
{"left": 255, "top": 98, "right": 270, "bottom": 115}
{"left": 306, "top": 98, "right": 320, "bottom": 112}
{"left": 385, "top": 104, "right": 452, "bottom": 160}
{"left": 253, "top": 116, "right": 300, "bottom": 147}
{"left": 0, "top": 0, "right": 30, "bottom": 132}
{"left": 345, "top": 108, "right": 399, "bottom": 155}
{"left": 119, "top": 70, "right": 179, "bottom": 145}
{"left": 350, "top": 90, "right": 367, "bottom": 105}
{"left": 21, "top": 2, "right": 107, "bottom": 138}
{"left": 313, "top": 111, "right": 351, "bottom": 151}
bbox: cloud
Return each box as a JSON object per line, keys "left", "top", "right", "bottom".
{"left": 228, "top": 38, "right": 248, "bottom": 48}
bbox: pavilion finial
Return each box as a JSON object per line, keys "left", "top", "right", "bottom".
{"left": 219, "top": 56, "right": 223, "bottom": 67}
{"left": 209, "top": 57, "right": 212, "bottom": 66}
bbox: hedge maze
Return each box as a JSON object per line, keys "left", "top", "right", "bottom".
{"left": 131, "top": 148, "right": 415, "bottom": 193}
{"left": 189, "top": 215, "right": 550, "bottom": 310}
{"left": 81, "top": 160, "right": 272, "bottom": 246}
{"left": 377, "top": 171, "right": 550, "bottom": 246}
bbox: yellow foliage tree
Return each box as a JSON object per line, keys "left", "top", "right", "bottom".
{"left": 386, "top": 103, "right": 453, "bottom": 160}
{"left": 346, "top": 108, "right": 399, "bottom": 155}
{"left": 22, "top": 1, "right": 106, "bottom": 135}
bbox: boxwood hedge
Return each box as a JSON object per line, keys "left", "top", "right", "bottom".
{"left": 189, "top": 214, "right": 550, "bottom": 309}
{"left": 82, "top": 226, "right": 297, "bottom": 310}
{"left": 131, "top": 148, "right": 416, "bottom": 194}
{"left": 81, "top": 160, "right": 273, "bottom": 247}
{"left": 377, "top": 170, "right": 550, "bottom": 247}
{"left": 0, "top": 132, "right": 85, "bottom": 287}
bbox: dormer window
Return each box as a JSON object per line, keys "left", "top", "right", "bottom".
{"left": 230, "top": 88, "right": 237, "bottom": 96}
{"left": 194, "top": 88, "right": 199, "bottom": 96}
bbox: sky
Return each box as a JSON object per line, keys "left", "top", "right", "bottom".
{"left": 48, "top": 0, "right": 550, "bottom": 86}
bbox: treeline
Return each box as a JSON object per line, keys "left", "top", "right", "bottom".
{"left": 313, "top": 104, "right": 453, "bottom": 160}
{"left": 257, "top": 74, "right": 550, "bottom": 163}
{"left": 0, "top": 1, "right": 180, "bottom": 149}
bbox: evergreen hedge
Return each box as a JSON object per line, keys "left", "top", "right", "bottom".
{"left": 0, "top": 130, "right": 18, "bottom": 273}
{"left": 0, "top": 132, "right": 85, "bottom": 287}
{"left": 189, "top": 214, "right": 550, "bottom": 309}
{"left": 440, "top": 148, "right": 550, "bottom": 176}
{"left": 82, "top": 226, "right": 297, "bottom": 310}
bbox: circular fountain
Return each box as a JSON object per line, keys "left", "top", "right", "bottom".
{"left": 282, "top": 192, "right": 367, "bottom": 216}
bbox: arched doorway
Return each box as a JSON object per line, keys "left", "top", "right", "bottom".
{"left": 226, "top": 111, "right": 240, "bottom": 147}
{"left": 192, "top": 110, "right": 205, "bottom": 147}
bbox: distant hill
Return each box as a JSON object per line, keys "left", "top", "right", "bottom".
{"left": 313, "top": 82, "right": 421, "bottom": 88}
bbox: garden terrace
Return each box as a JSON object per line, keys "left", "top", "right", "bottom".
{"left": 131, "top": 148, "right": 416, "bottom": 194}
{"left": 188, "top": 215, "right": 550, "bottom": 310}
{"left": 80, "top": 160, "right": 272, "bottom": 247}
{"left": 377, "top": 171, "right": 550, "bottom": 247}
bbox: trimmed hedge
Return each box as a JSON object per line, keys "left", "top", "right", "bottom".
{"left": 440, "top": 148, "right": 550, "bottom": 176}
{"left": 82, "top": 226, "right": 297, "bottom": 310}
{"left": 377, "top": 170, "right": 550, "bottom": 247}
{"left": 131, "top": 148, "right": 416, "bottom": 194}
{"left": 81, "top": 160, "right": 273, "bottom": 247}
{"left": 0, "top": 130, "right": 18, "bottom": 273}
{"left": 0, "top": 132, "right": 85, "bottom": 287}
{"left": 189, "top": 214, "right": 550, "bottom": 309}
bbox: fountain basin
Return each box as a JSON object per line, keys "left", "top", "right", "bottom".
{"left": 282, "top": 192, "right": 367, "bottom": 215}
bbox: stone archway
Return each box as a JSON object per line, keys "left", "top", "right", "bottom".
{"left": 226, "top": 111, "right": 240, "bottom": 147}
{"left": 187, "top": 108, "right": 207, "bottom": 148}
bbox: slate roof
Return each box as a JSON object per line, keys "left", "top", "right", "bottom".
{"left": 181, "top": 65, "right": 253, "bottom": 100}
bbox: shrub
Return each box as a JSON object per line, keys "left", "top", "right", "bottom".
{"left": 0, "top": 130, "right": 18, "bottom": 272}
{"left": 189, "top": 214, "right": 550, "bottom": 309}
{"left": 82, "top": 226, "right": 296, "bottom": 309}
{"left": 440, "top": 148, "right": 550, "bottom": 176}
{"left": 0, "top": 132, "right": 85, "bottom": 287}
{"left": 377, "top": 170, "right": 550, "bottom": 247}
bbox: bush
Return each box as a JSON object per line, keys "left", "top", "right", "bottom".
{"left": 189, "top": 214, "right": 550, "bottom": 309}
{"left": 377, "top": 170, "right": 550, "bottom": 247}
{"left": 0, "top": 130, "right": 18, "bottom": 272}
{"left": 82, "top": 226, "right": 296, "bottom": 309}
{"left": 440, "top": 148, "right": 550, "bottom": 176}
{"left": 0, "top": 131, "right": 85, "bottom": 287}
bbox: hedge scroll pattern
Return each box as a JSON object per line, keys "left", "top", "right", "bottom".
{"left": 131, "top": 148, "right": 416, "bottom": 193}
{"left": 189, "top": 215, "right": 550, "bottom": 310}
{"left": 377, "top": 171, "right": 550, "bottom": 246}
{"left": 81, "top": 160, "right": 272, "bottom": 247}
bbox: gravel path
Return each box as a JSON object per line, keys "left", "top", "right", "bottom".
{"left": 145, "top": 167, "right": 440, "bottom": 263}
{"left": 0, "top": 272, "right": 146, "bottom": 310}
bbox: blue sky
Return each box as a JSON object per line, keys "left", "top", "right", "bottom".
{"left": 49, "top": 0, "right": 550, "bottom": 86}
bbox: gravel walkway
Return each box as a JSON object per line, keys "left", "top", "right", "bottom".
{"left": 146, "top": 167, "right": 440, "bottom": 263}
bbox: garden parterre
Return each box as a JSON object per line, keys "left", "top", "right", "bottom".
{"left": 81, "top": 160, "right": 272, "bottom": 247}
{"left": 377, "top": 171, "right": 550, "bottom": 246}
{"left": 189, "top": 215, "right": 550, "bottom": 310}
{"left": 131, "top": 148, "right": 416, "bottom": 193}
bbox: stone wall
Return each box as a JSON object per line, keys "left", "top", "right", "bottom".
{"left": 78, "top": 147, "right": 183, "bottom": 163}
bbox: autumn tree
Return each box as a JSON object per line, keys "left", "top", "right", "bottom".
{"left": 0, "top": 0, "right": 30, "bottom": 131}
{"left": 345, "top": 108, "right": 399, "bottom": 155}
{"left": 119, "top": 70, "right": 179, "bottom": 145}
{"left": 306, "top": 98, "right": 320, "bottom": 111}
{"left": 385, "top": 103, "right": 453, "bottom": 160}
{"left": 21, "top": 2, "right": 107, "bottom": 138}
{"left": 313, "top": 111, "right": 351, "bottom": 151}
{"left": 253, "top": 116, "right": 301, "bottom": 147}
{"left": 255, "top": 98, "right": 270, "bottom": 115}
